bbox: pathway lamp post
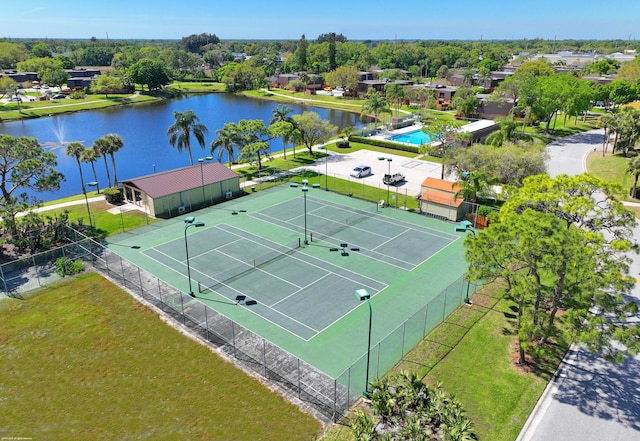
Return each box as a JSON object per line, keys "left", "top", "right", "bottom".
{"left": 355, "top": 288, "right": 373, "bottom": 397}
{"left": 378, "top": 156, "right": 392, "bottom": 206}
{"left": 184, "top": 216, "right": 205, "bottom": 297}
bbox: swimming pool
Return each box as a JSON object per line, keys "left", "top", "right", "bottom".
{"left": 388, "top": 130, "right": 432, "bottom": 145}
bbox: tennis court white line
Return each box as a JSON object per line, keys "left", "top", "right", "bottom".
{"left": 270, "top": 272, "right": 333, "bottom": 308}
{"left": 144, "top": 222, "right": 388, "bottom": 342}
{"left": 305, "top": 194, "right": 459, "bottom": 240}
{"left": 251, "top": 209, "right": 419, "bottom": 270}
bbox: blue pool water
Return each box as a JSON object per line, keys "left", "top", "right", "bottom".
{"left": 389, "top": 130, "right": 431, "bottom": 145}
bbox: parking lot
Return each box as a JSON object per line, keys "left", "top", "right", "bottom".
{"left": 306, "top": 149, "right": 444, "bottom": 197}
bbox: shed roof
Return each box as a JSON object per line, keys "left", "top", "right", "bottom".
{"left": 420, "top": 177, "right": 460, "bottom": 193}
{"left": 122, "top": 162, "right": 238, "bottom": 199}
{"left": 420, "top": 191, "right": 464, "bottom": 207}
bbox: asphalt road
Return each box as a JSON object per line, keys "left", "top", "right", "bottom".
{"left": 517, "top": 129, "right": 640, "bottom": 441}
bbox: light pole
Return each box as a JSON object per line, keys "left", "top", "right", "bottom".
{"left": 301, "top": 180, "right": 309, "bottom": 244}
{"left": 198, "top": 156, "right": 213, "bottom": 206}
{"left": 325, "top": 149, "right": 329, "bottom": 191}
{"left": 184, "top": 216, "right": 205, "bottom": 297}
{"left": 355, "top": 288, "right": 373, "bottom": 397}
{"left": 84, "top": 181, "right": 98, "bottom": 228}
{"left": 454, "top": 220, "right": 476, "bottom": 304}
{"left": 378, "top": 156, "right": 392, "bottom": 206}
{"left": 291, "top": 179, "right": 320, "bottom": 245}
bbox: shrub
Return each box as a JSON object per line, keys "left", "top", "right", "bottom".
{"left": 336, "top": 140, "right": 350, "bottom": 148}
{"left": 103, "top": 187, "right": 123, "bottom": 204}
{"left": 349, "top": 136, "right": 420, "bottom": 153}
{"left": 54, "top": 257, "right": 85, "bottom": 277}
{"left": 477, "top": 205, "right": 493, "bottom": 217}
{"left": 69, "top": 91, "right": 85, "bottom": 99}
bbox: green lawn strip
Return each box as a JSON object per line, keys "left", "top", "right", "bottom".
{"left": 320, "top": 285, "right": 567, "bottom": 441}
{"left": 416, "top": 293, "right": 564, "bottom": 441}
{"left": 168, "top": 81, "right": 226, "bottom": 93}
{"left": 38, "top": 200, "right": 157, "bottom": 236}
{"left": 0, "top": 273, "right": 321, "bottom": 441}
{"left": 1, "top": 94, "right": 157, "bottom": 120}
{"left": 586, "top": 151, "right": 636, "bottom": 201}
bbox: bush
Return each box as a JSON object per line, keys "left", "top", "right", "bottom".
{"left": 336, "top": 140, "right": 350, "bottom": 148}
{"left": 69, "top": 91, "right": 85, "bottom": 99}
{"left": 349, "top": 136, "right": 421, "bottom": 153}
{"left": 103, "top": 187, "right": 123, "bottom": 204}
{"left": 477, "top": 205, "right": 493, "bottom": 217}
{"left": 54, "top": 257, "right": 85, "bottom": 277}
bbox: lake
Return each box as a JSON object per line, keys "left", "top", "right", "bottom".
{"left": 0, "top": 93, "right": 363, "bottom": 202}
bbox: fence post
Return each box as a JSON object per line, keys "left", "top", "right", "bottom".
{"left": 333, "top": 379, "right": 338, "bottom": 422}
{"left": 33, "top": 256, "right": 41, "bottom": 287}
{"left": 401, "top": 322, "right": 406, "bottom": 356}
{"left": 423, "top": 303, "right": 429, "bottom": 337}
{"left": 180, "top": 292, "right": 185, "bottom": 324}
{"left": 137, "top": 266, "right": 143, "bottom": 297}
{"left": 263, "top": 339, "right": 267, "bottom": 377}
{"left": 297, "top": 358, "right": 301, "bottom": 399}
{"left": 204, "top": 305, "right": 209, "bottom": 341}
{"left": 442, "top": 289, "right": 447, "bottom": 322}
{"left": 0, "top": 263, "right": 7, "bottom": 293}
{"left": 158, "top": 279, "right": 164, "bottom": 312}
{"left": 232, "top": 322, "right": 236, "bottom": 358}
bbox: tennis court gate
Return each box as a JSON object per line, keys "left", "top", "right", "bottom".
{"left": 13, "top": 226, "right": 480, "bottom": 423}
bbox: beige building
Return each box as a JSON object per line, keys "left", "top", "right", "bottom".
{"left": 121, "top": 162, "right": 240, "bottom": 218}
{"left": 419, "top": 177, "right": 466, "bottom": 222}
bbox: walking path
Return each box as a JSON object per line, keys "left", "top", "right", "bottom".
{"left": 516, "top": 128, "right": 640, "bottom": 441}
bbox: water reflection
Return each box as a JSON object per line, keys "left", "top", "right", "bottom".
{"left": 0, "top": 93, "right": 363, "bottom": 201}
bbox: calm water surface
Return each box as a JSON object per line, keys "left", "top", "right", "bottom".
{"left": 0, "top": 94, "right": 363, "bottom": 201}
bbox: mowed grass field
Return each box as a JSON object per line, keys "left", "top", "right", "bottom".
{"left": 0, "top": 273, "right": 321, "bottom": 441}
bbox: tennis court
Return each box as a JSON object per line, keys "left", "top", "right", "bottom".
{"left": 107, "top": 186, "right": 468, "bottom": 380}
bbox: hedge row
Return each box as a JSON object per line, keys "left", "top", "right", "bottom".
{"left": 349, "top": 136, "right": 421, "bottom": 154}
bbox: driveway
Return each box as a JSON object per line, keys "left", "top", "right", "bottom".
{"left": 517, "top": 128, "right": 640, "bottom": 441}
{"left": 306, "top": 149, "right": 443, "bottom": 197}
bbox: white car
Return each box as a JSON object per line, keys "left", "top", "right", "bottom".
{"left": 351, "top": 165, "right": 372, "bottom": 178}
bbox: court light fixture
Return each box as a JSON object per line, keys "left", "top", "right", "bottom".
{"left": 184, "top": 216, "right": 205, "bottom": 297}
{"left": 354, "top": 288, "right": 373, "bottom": 397}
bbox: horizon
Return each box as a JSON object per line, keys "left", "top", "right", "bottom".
{"left": 1, "top": 0, "right": 638, "bottom": 42}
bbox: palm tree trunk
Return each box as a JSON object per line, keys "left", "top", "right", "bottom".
{"left": 90, "top": 162, "right": 100, "bottom": 193}
{"left": 110, "top": 153, "right": 118, "bottom": 187}
{"left": 102, "top": 155, "right": 112, "bottom": 188}
{"left": 633, "top": 175, "right": 639, "bottom": 199}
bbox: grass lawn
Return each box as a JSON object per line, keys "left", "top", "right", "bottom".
{"left": 168, "top": 81, "right": 227, "bottom": 93}
{"left": 0, "top": 273, "right": 321, "bottom": 441}
{"left": 0, "top": 94, "right": 158, "bottom": 121}
{"left": 36, "top": 198, "right": 158, "bottom": 237}
{"left": 586, "top": 151, "right": 635, "bottom": 199}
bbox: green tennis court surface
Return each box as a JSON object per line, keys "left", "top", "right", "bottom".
{"left": 107, "top": 186, "right": 468, "bottom": 379}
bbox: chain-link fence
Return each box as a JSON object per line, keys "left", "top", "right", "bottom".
{"left": 2, "top": 225, "right": 479, "bottom": 422}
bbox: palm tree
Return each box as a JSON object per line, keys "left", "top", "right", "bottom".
{"left": 166, "top": 110, "right": 209, "bottom": 165}
{"left": 210, "top": 122, "right": 239, "bottom": 166}
{"left": 269, "top": 105, "right": 294, "bottom": 160}
{"left": 103, "top": 133, "right": 124, "bottom": 186}
{"left": 454, "top": 171, "right": 495, "bottom": 203}
{"left": 66, "top": 142, "right": 89, "bottom": 219}
{"left": 361, "top": 88, "right": 391, "bottom": 127}
{"left": 92, "top": 137, "right": 112, "bottom": 188}
{"left": 80, "top": 147, "right": 101, "bottom": 193}
{"left": 626, "top": 156, "right": 640, "bottom": 199}
{"left": 596, "top": 112, "right": 616, "bottom": 156}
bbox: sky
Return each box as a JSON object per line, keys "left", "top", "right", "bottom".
{"left": 1, "top": 0, "right": 639, "bottom": 42}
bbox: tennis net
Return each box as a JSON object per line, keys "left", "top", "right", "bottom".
{"left": 198, "top": 238, "right": 301, "bottom": 295}
{"left": 311, "top": 203, "right": 378, "bottom": 243}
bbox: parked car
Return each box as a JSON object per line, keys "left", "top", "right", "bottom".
{"left": 351, "top": 165, "right": 372, "bottom": 178}
{"left": 383, "top": 173, "right": 405, "bottom": 186}
{"left": 52, "top": 94, "right": 66, "bottom": 99}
